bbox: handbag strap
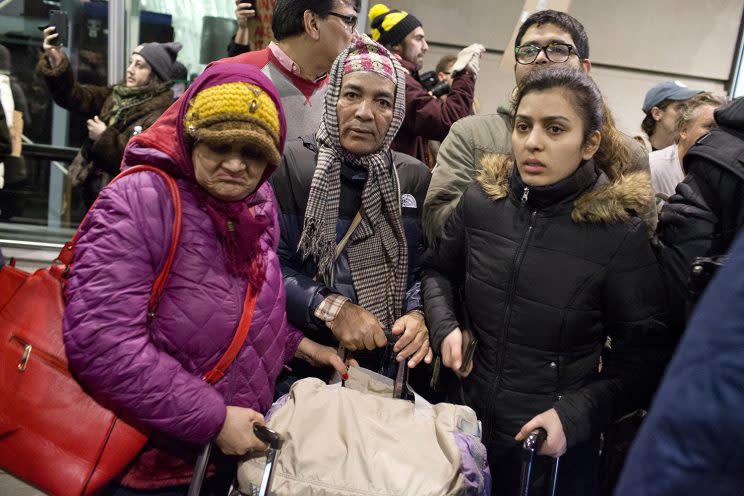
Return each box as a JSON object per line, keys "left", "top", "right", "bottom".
{"left": 55, "top": 165, "right": 255, "bottom": 385}
{"left": 202, "top": 286, "right": 258, "bottom": 384}
{"left": 53, "top": 165, "right": 182, "bottom": 316}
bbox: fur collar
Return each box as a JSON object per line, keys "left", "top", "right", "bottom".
{"left": 477, "top": 153, "right": 652, "bottom": 224}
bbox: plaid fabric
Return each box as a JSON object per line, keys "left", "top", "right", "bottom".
{"left": 314, "top": 293, "right": 351, "bottom": 322}
{"left": 298, "top": 35, "right": 408, "bottom": 331}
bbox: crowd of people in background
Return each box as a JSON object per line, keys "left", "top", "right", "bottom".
{"left": 2, "top": 1, "right": 743, "bottom": 495}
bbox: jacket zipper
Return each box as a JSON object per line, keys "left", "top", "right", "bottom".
{"left": 497, "top": 188, "right": 536, "bottom": 385}
{"left": 10, "top": 335, "right": 72, "bottom": 377}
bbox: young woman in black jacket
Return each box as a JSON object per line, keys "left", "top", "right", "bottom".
{"left": 422, "top": 67, "right": 670, "bottom": 495}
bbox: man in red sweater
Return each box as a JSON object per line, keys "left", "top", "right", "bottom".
{"left": 218, "top": 0, "right": 360, "bottom": 141}
{"left": 368, "top": 4, "right": 483, "bottom": 164}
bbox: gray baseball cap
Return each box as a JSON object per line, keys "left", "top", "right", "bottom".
{"left": 642, "top": 80, "right": 702, "bottom": 114}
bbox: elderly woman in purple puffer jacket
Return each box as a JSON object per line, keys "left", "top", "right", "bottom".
{"left": 61, "top": 63, "right": 348, "bottom": 495}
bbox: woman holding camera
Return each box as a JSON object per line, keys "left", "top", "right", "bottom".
{"left": 422, "top": 67, "right": 670, "bottom": 494}
{"left": 38, "top": 27, "right": 183, "bottom": 208}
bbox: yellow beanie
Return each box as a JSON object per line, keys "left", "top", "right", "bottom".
{"left": 184, "top": 82, "right": 281, "bottom": 164}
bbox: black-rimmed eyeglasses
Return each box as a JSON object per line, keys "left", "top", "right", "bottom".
{"left": 326, "top": 12, "right": 358, "bottom": 32}
{"left": 515, "top": 43, "right": 575, "bottom": 65}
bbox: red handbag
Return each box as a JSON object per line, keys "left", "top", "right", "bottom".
{"left": 0, "top": 166, "right": 259, "bottom": 495}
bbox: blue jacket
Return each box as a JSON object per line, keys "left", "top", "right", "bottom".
{"left": 271, "top": 136, "right": 431, "bottom": 350}
{"left": 615, "top": 229, "right": 744, "bottom": 496}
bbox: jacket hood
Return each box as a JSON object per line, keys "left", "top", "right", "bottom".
{"left": 477, "top": 153, "right": 651, "bottom": 223}
{"left": 123, "top": 63, "right": 286, "bottom": 189}
{"left": 715, "top": 97, "right": 744, "bottom": 132}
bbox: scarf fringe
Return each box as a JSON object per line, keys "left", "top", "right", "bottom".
{"left": 299, "top": 218, "right": 335, "bottom": 284}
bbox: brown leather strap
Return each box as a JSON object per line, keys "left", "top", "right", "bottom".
{"left": 202, "top": 286, "right": 258, "bottom": 384}
{"left": 334, "top": 208, "right": 364, "bottom": 261}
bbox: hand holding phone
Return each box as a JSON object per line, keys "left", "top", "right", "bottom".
{"left": 39, "top": 26, "right": 65, "bottom": 68}
{"left": 441, "top": 327, "right": 476, "bottom": 378}
{"left": 235, "top": 0, "right": 258, "bottom": 23}
{"left": 459, "top": 328, "right": 477, "bottom": 375}
{"left": 48, "top": 10, "right": 69, "bottom": 47}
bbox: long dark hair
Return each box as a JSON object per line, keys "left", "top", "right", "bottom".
{"left": 513, "top": 66, "right": 629, "bottom": 180}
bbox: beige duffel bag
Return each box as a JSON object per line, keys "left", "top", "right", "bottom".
{"left": 236, "top": 367, "right": 490, "bottom": 495}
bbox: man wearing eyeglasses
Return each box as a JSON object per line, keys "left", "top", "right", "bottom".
{"left": 216, "top": 0, "right": 360, "bottom": 141}
{"left": 424, "top": 9, "right": 652, "bottom": 243}
{"left": 368, "top": 4, "right": 484, "bottom": 165}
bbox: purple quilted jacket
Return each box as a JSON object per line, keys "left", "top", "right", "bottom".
{"left": 62, "top": 170, "right": 303, "bottom": 487}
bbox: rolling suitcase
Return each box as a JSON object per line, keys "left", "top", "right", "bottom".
{"left": 187, "top": 424, "right": 283, "bottom": 496}
{"left": 519, "top": 428, "right": 560, "bottom": 496}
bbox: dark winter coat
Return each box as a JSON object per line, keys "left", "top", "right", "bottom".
{"left": 656, "top": 97, "right": 744, "bottom": 334}
{"left": 37, "top": 54, "right": 174, "bottom": 176}
{"left": 422, "top": 154, "right": 670, "bottom": 465}
{"left": 391, "top": 57, "right": 475, "bottom": 164}
{"left": 272, "top": 136, "right": 430, "bottom": 366}
{"left": 615, "top": 228, "right": 744, "bottom": 496}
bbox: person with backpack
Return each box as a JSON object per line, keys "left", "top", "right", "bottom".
{"left": 655, "top": 97, "right": 744, "bottom": 336}
{"left": 61, "top": 63, "right": 348, "bottom": 494}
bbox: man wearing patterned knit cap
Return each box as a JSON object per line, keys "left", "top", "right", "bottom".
{"left": 368, "top": 3, "right": 484, "bottom": 164}
{"left": 272, "top": 35, "right": 433, "bottom": 385}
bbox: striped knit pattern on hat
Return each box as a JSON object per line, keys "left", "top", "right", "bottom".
{"left": 342, "top": 41, "right": 396, "bottom": 82}
{"left": 368, "top": 3, "right": 422, "bottom": 47}
{"left": 298, "top": 34, "right": 408, "bottom": 331}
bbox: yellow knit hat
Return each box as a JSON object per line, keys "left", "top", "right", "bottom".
{"left": 184, "top": 82, "right": 282, "bottom": 164}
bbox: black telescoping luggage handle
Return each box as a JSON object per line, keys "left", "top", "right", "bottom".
{"left": 520, "top": 428, "right": 560, "bottom": 496}
{"left": 254, "top": 423, "right": 283, "bottom": 449}
{"left": 187, "top": 425, "right": 284, "bottom": 496}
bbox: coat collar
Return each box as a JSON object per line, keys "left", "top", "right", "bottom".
{"left": 477, "top": 153, "right": 652, "bottom": 223}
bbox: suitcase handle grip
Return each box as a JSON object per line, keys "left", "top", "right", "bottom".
{"left": 522, "top": 427, "right": 547, "bottom": 453}
{"left": 254, "top": 423, "right": 283, "bottom": 449}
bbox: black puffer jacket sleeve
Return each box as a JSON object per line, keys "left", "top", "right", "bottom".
{"left": 656, "top": 159, "right": 744, "bottom": 334}
{"left": 421, "top": 190, "right": 468, "bottom": 352}
{"left": 554, "top": 219, "right": 671, "bottom": 447}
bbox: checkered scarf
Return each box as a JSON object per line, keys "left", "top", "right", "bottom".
{"left": 298, "top": 36, "right": 408, "bottom": 330}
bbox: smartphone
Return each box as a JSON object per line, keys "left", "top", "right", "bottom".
{"left": 49, "top": 10, "right": 69, "bottom": 47}
{"left": 239, "top": 0, "right": 258, "bottom": 15}
{"left": 459, "top": 328, "right": 477, "bottom": 374}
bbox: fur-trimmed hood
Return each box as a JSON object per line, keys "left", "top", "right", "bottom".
{"left": 477, "top": 153, "right": 652, "bottom": 224}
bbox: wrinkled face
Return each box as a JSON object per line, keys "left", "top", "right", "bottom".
{"left": 126, "top": 54, "right": 153, "bottom": 87}
{"left": 514, "top": 23, "right": 587, "bottom": 85}
{"left": 399, "top": 27, "right": 428, "bottom": 71}
{"left": 513, "top": 88, "right": 600, "bottom": 187}
{"left": 337, "top": 71, "right": 396, "bottom": 155}
{"left": 678, "top": 104, "right": 718, "bottom": 158}
{"left": 316, "top": 0, "right": 358, "bottom": 73}
{"left": 192, "top": 142, "right": 269, "bottom": 201}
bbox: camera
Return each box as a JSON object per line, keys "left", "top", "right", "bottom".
{"left": 418, "top": 70, "right": 451, "bottom": 98}
{"left": 430, "top": 81, "right": 451, "bottom": 98}
{"left": 418, "top": 70, "right": 437, "bottom": 91}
